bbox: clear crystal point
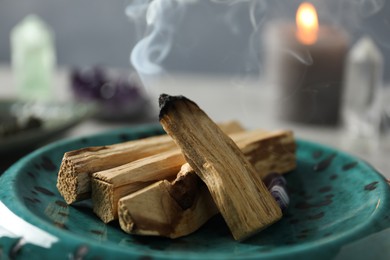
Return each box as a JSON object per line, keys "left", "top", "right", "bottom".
{"left": 343, "top": 36, "right": 383, "bottom": 137}
{"left": 11, "top": 15, "right": 56, "bottom": 101}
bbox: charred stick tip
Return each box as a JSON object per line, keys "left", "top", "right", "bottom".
{"left": 158, "top": 94, "right": 198, "bottom": 120}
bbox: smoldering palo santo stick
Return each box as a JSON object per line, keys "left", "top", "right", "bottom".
{"left": 57, "top": 120, "right": 244, "bottom": 204}
{"left": 118, "top": 129, "right": 295, "bottom": 239}
{"left": 159, "top": 94, "right": 282, "bottom": 241}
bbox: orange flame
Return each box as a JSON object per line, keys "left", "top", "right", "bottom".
{"left": 296, "top": 2, "right": 319, "bottom": 45}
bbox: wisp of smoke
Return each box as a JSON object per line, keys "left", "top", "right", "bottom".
{"left": 127, "top": 0, "right": 190, "bottom": 75}
{"left": 126, "top": 0, "right": 387, "bottom": 78}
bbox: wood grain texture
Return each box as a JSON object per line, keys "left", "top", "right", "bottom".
{"left": 90, "top": 122, "right": 245, "bottom": 223}
{"left": 159, "top": 94, "right": 282, "bottom": 241}
{"left": 119, "top": 127, "right": 296, "bottom": 238}
{"left": 118, "top": 164, "right": 218, "bottom": 238}
{"left": 57, "top": 121, "right": 243, "bottom": 204}
{"left": 91, "top": 150, "right": 184, "bottom": 223}
{"left": 93, "top": 129, "right": 294, "bottom": 224}
{"left": 56, "top": 135, "right": 175, "bottom": 204}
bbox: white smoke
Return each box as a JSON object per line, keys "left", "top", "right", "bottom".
{"left": 127, "top": 0, "right": 190, "bottom": 75}
{"left": 127, "top": 0, "right": 263, "bottom": 77}
{"left": 357, "top": 0, "right": 385, "bottom": 17}
{"left": 126, "top": 0, "right": 388, "bottom": 78}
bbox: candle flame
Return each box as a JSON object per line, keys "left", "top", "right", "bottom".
{"left": 296, "top": 2, "right": 319, "bottom": 45}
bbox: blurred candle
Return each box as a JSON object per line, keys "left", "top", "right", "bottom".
{"left": 265, "top": 2, "right": 349, "bottom": 125}
{"left": 11, "top": 15, "right": 56, "bottom": 101}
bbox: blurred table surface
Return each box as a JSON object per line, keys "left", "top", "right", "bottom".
{"left": 1, "top": 64, "right": 390, "bottom": 179}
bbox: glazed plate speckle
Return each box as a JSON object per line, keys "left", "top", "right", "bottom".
{"left": 1, "top": 124, "right": 390, "bottom": 259}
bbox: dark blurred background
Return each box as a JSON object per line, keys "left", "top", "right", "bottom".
{"left": 0, "top": 0, "right": 389, "bottom": 79}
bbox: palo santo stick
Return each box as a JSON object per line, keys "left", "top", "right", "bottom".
{"left": 91, "top": 150, "right": 183, "bottom": 223}
{"left": 57, "top": 121, "right": 244, "bottom": 204}
{"left": 118, "top": 164, "right": 218, "bottom": 238}
{"left": 119, "top": 127, "right": 295, "bottom": 238}
{"left": 159, "top": 94, "right": 282, "bottom": 241}
{"left": 92, "top": 129, "right": 294, "bottom": 223}
{"left": 91, "top": 126, "right": 247, "bottom": 223}
{"left": 237, "top": 129, "right": 296, "bottom": 179}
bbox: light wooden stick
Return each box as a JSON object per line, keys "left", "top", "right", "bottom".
{"left": 118, "top": 164, "right": 218, "bottom": 238}
{"left": 119, "top": 128, "right": 295, "bottom": 238}
{"left": 237, "top": 129, "right": 296, "bottom": 179}
{"left": 57, "top": 121, "right": 244, "bottom": 204}
{"left": 91, "top": 149, "right": 184, "bottom": 223}
{"left": 90, "top": 125, "right": 247, "bottom": 223}
{"left": 91, "top": 128, "right": 290, "bottom": 223}
{"left": 159, "top": 94, "right": 282, "bottom": 241}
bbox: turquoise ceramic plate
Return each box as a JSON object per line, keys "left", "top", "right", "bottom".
{"left": 1, "top": 124, "right": 390, "bottom": 259}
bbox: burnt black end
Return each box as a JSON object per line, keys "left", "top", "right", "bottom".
{"left": 158, "top": 94, "right": 196, "bottom": 120}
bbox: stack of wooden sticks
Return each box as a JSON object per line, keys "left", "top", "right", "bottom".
{"left": 57, "top": 94, "right": 296, "bottom": 241}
